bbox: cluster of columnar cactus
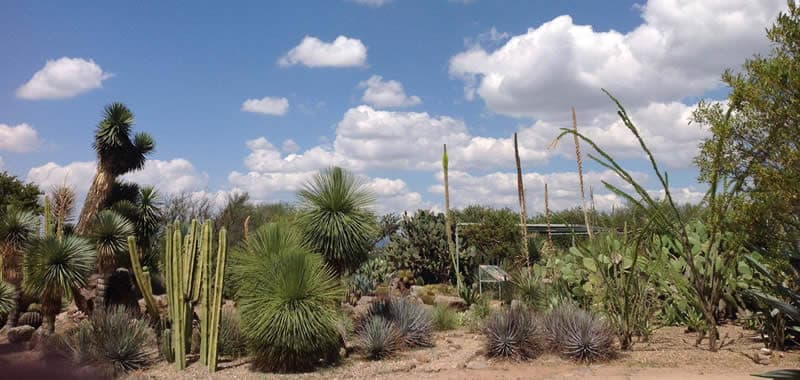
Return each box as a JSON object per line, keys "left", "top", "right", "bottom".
{"left": 163, "top": 220, "right": 228, "bottom": 372}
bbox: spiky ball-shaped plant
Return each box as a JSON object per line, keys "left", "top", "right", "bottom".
{"left": 0, "top": 281, "right": 15, "bottom": 317}
{"left": 297, "top": 166, "right": 377, "bottom": 275}
{"left": 54, "top": 306, "right": 155, "bottom": 375}
{"left": 90, "top": 306, "right": 155, "bottom": 373}
{"left": 23, "top": 235, "right": 95, "bottom": 334}
{"left": 362, "top": 297, "right": 433, "bottom": 348}
{"left": 359, "top": 315, "right": 402, "bottom": 360}
{"left": 544, "top": 304, "right": 615, "bottom": 362}
{"left": 484, "top": 307, "right": 543, "bottom": 360}
{"left": 232, "top": 222, "right": 343, "bottom": 372}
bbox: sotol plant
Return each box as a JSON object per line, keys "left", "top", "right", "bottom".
{"left": 544, "top": 304, "right": 615, "bottom": 362}
{"left": 297, "top": 166, "right": 377, "bottom": 275}
{"left": 232, "top": 221, "right": 342, "bottom": 372}
{"left": 362, "top": 297, "right": 433, "bottom": 348}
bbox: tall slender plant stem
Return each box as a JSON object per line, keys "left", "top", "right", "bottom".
{"left": 513, "top": 133, "right": 530, "bottom": 267}
{"left": 572, "top": 107, "right": 593, "bottom": 240}
{"left": 442, "top": 144, "right": 462, "bottom": 291}
{"left": 545, "top": 183, "right": 554, "bottom": 252}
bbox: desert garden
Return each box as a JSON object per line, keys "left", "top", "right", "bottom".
{"left": 1, "top": 3, "right": 800, "bottom": 380}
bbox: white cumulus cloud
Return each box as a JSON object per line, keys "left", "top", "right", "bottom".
{"left": 449, "top": 0, "right": 785, "bottom": 119}
{"left": 0, "top": 123, "right": 41, "bottom": 152}
{"left": 17, "top": 57, "right": 112, "bottom": 100}
{"left": 359, "top": 75, "right": 421, "bottom": 108}
{"left": 279, "top": 36, "right": 367, "bottom": 68}
{"left": 241, "top": 97, "right": 290, "bottom": 115}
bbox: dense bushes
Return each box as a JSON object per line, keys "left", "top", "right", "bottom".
{"left": 231, "top": 222, "right": 343, "bottom": 372}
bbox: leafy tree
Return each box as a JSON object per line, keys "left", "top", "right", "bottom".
{"left": 24, "top": 235, "right": 95, "bottom": 334}
{"left": 454, "top": 205, "right": 522, "bottom": 283}
{"left": 0, "top": 172, "right": 41, "bottom": 213}
{"left": 231, "top": 222, "right": 342, "bottom": 372}
{"left": 215, "top": 192, "right": 294, "bottom": 246}
{"left": 297, "top": 167, "right": 377, "bottom": 275}
{"left": 76, "top": 103, "right": 154, "bottom": 234}
{"left": 384, "top": 210, "right": 451, "bottom": 283}
{"left": 694, "top": 1, "right": 800, "bottom": 258}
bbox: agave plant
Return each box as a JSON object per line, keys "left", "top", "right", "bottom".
{"left": 544, "top": 304, "right": 615, "bottom": 362}
{"left": 0, "top": 208, "right": 38, "bottom": 328}
{"left": 89, "top": 210, "right": 134, "bottom": 309}
{"left": 362, "top": 297, "right": 433, "bottom": 348}
{"left": 484, "top": 306, "right": 542, "bottom": 360}
{"left": 359, "top": 315, "right": 402, "bottom": 360}
{"left": 232, "top": 221, "right": 343, "bottom": 372}
{"left": 297, "top": 166, "right": 377, "bottom": 275}
{"left": 745, "top": 247, "right": 800, "bottom": 350}
{"left": 55, "top": 306, "right": 155, "bottom": 375}
{"left": 23, "top": 235, "right": 96, "bottom": 334}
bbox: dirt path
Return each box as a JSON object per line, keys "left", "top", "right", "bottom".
{"left": 1, "top": 325, "right": 797, "bottom": 379}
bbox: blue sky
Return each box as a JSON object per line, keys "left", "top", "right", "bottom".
{"left": 0, "top": 0, "right": 787, "bottom": 214}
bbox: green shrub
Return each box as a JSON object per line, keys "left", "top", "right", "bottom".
{"left": 218, "top": 308, "right": 248, "bottom": 358}
{"left": 432, "top": 304, "right": 459, "bottom": 331}
{"left": 544, "top": 304, "right": 615, "bottom": 362}
{"left": 463, "top": 297, "right": 492, "bottom": 332}
{"left": 232, "top": 222, "right": 343, "bottom": 372}
{"left": 358, "top": 315, "right": 402, "bottom": 360}
{"left": 54, "top": 306, "right": 155, "bottom": 375}
{"left": 484, "top": 307, "right": 542, "bottom": 360}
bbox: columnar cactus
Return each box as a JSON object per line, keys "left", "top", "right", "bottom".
{"left": 127, "top": 236, "right": 159, "bottom": 321}
{"left": 163, "top": 220, "right": 227, "bottom": 372}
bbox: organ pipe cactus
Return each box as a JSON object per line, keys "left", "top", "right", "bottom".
{"left": 127, "top": 236, "right": 159, "bottom": 321}
{"left": 163, "top": 220, "right": 227, "bottom": 372}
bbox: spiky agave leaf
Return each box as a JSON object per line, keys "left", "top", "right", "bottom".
{"left": 297, "top": 166, "right": 377, "bottom": 274}
{"left": 90, "top": 210, "right": 133, "bottom": 273}
{"left": 232, "top": 222, "right": 343, "bottom": 372}
{"left": 359, "top": 315, "right": 402, "bottom": 360}
{"left": 484, "top": 307, "right": 543, "bottom": 360}
{"left": 0, "top": 281, "right": 15, "bottom": 316}
{"left": 23, "top": 235, "right": 95, "bottom": 302}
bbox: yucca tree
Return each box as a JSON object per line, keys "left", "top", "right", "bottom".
{"left": 89, "top": 210, "right": 134, "bottom": 309}
{"left": 23, "top": 235, "right": 95, "bottom": 334}
{"left": 232, "top": 221, "right": 343, "bottom": 372}
{"left": 0, "top": 208, "right": 38, "bottom": 328}
{"left": 112, "top": 186, "right": 162, "bottom": 270}
{"left": 75, "top": 103, "right": 155, "bottom": 235}
{"left": 297, "top": 167, "right": 377, "bottom": 275}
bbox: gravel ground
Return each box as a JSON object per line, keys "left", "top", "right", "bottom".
{"left": 1, "top": 324, "right": 797, "bottom": 379}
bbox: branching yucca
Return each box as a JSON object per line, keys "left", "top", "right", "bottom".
{"left": 232, "top": 222, "right": 343, "bottom": 372}
{"left": 297, "top": 166, "right": 377, "bottom": 275}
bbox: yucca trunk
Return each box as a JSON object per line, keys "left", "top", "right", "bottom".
{"left": 41, "top": 296, "right": 59, "bottom": 335}
{"left": 4, "top": 288, "right": 21, "bottom": 329}
{"left": 76, "top": 169, "right": 115, "bottom": 235}
{"left": 2, "top": 254, "right": 22, "bottom": 329}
